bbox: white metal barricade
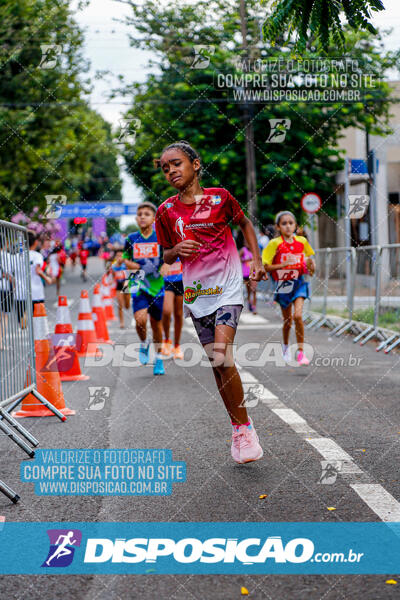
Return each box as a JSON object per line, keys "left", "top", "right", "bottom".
{"left": 0, "top": 220, "right": 65, "bottom": 503}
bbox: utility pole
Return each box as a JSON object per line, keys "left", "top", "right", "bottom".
{"left": 366, "top": 130, "right": 378, "bottom": 247}
{"left": 239, "top": 0, "right": 257, "bottom": 222}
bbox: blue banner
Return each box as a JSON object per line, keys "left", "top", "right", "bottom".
{"left": 350, "top": 158, "right": 379, "bottom": 175}
{"left": 0, "top": 522, "right": 399, "bottom": 574}
{"left": 59, "top": 203, "right": 139, "bottom": 218}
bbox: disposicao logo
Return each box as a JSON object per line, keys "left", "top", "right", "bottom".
{"left": 42, "top": 529, "right": 82, "bottom": 567}
{"left": 83, "top": 536, "right": 314, "bottom": 564}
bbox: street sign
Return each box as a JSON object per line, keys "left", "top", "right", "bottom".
{"left": 301, "top": 193, "right": 321, "bottom": 214}
{"left": 350, "top": 158, "right": 379, "bottom": 176}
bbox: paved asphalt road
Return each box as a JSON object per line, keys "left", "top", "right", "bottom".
{"left": 0, "top": 258, "right": 399, "bottom": 599}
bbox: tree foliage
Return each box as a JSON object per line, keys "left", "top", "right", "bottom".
{"left": 0, "top": 0, "right": 122, "bottom": 221}
{"left": 115, "top": 0, "right": 398, "bottom": 225}
{"left": 262, "top": 0, "right": 385, "bottom": 52}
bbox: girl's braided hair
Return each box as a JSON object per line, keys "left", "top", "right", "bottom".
{"left": 153, "top": 140, "right": 202, "bottom": 177}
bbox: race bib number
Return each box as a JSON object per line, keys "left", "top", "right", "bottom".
{"left": 281, "top": 253, "right": 303, "bottom": 269}
{"left": 133, "top": 242, "right": 159, "bottom": 259}
{"left": 168, "top": 261, "right": 183, "bottom": 276}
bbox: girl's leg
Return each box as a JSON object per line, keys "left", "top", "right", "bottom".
{"left": 245, "top": 280, "right": 251, "bottom": 309}
{"left": 280, "top": 304, "right": 293, "bottom": 345}
{"left": 210, "top": 367, "right": 230, "bottom": 407}
{"left": 173, "top": 294, "right": 183, "bottom": 346}
{"left": 204, "top": 324, "right": 248, "bottom": 425}
{"left": 134, "top": 308, "right": 148, "bottom": 341}
{"left": 162, "top": 290, "right": 173, "bottom": 341}
{"left": 251, "top": 281, "right": 257, "bottom": 313}
{"left": 293, "top": 297, "right": 305, "bottom": 352}
{"left": 124, "top": 292, "right": 130, "bottom": 310}
{"left": 150, "top": 315, "right": 163, "bottom": 355}
{"left": 123, "top": 292, "right": 130, "bottom": 325}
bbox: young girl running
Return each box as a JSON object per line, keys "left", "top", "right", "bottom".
{"left": 262, "top": 211, "right": 315, "bottom": 366}
{"left": 155, "top": 140, "right": 266, "bottom": 464}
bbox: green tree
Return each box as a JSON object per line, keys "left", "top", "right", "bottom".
{"left": 115, "top": 0, "right": 399, "bottom": 225}
{"left": 77, "top": 117, "right": 122, "bottom": 203}
{"left": 262, "top": 0, "right": 385, "bottom": 52}
{"left": 0, "top": 0, "right": 121, "bottom": 220}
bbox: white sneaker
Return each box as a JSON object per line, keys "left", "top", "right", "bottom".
{"left": 282, "top": 347, "right": 292, "bottom": 364}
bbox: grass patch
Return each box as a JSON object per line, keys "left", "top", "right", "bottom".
{"left": 315, "top": 306, "right": 400, "bottom": 331}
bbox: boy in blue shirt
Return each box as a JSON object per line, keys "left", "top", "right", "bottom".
{"left": 123, "top": 202, "right": 168, "bottom": 375}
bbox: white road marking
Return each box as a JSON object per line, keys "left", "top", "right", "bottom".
{"left": 239, "top": 374, "right": 400, "bottom": 520}
{"left": 307, "top": 438, "right": 363, "bottom": 474}
{"left": 350, "top": 484, "right": 400, "bottom": 522}
{"left": 180, "top": 309, "right": 400, "bottom": 521}
{"left": 272, "top": 408, "right": 319, "bottom": 436}
{"left": 240, "top": 313, "right": 269, "bottom": 325}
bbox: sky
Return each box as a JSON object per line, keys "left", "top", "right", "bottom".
{"left": 73, "top": 0, "right": 400, "bottom": 217}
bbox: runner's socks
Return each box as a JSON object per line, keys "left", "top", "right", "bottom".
{"left": 231, "top": 420, "right": 252, "bottom": 431}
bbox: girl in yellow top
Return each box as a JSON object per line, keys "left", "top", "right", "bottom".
{"left": 262, "top": 211, "right": 315, "bottom": 366}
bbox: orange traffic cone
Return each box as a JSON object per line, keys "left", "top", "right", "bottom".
{"left": 101, "top": 276, "right": 117, "bottom": 321}
{"left": 92, "top": 284, "right": 113, "bottom": 344}
{"left": 13, "top": 303, "right": 75, "bottom": 418}
{"left": 53, "top": 296, "right": 89, "bottom": 381}
{"left": 76, "top": 290, "right": 100, "bottom": 357}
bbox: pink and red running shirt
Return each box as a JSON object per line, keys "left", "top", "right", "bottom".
{"left": 155, "top": 187, "right": 245, "bottom": 318}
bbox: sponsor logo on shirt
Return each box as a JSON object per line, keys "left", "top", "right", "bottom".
{"left": 184, "top": 281, "right": 223, "bottom": 304}
{"left": 175, "top": 217, "right": 186, "bottom": 240}
{"left": 165, "top": 203, "right": 173, "bottom": 208}
{"left": 185, "top": 223, "right": 215, "bottom": 229}
{"left": 280, "top": 252, "right": 303, "bottom": 270}
{"left": 192, "top": 196, "right": 212, "bottom": 219}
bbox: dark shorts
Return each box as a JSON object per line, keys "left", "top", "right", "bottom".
{"left": 0, "top": 290, "right": 13, "bottom": 313}
{"left": 116, "top": 279, "right": 125, "bottom": 292}
{"left": 190, "top": 304, "right": 243, "bottom": 346}
{"left": 132, "top": 291, "right": 164, "bottom": 322}
{"left": 273, "top": 275, "right": 309, "bottom": 309}
{"left": 14, "top": 299, "right": 26, "bottom": 321}
{"left": 164, "top": 279, "right": 184, "bottom": 296}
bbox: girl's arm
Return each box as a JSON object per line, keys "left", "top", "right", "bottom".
{"left": 164, "top": 240, "right": 202, "bottom": 264}
{"left": 163, "top": 248, "right": 176, "bottom": 265}
{"left": 264, "top": 258, "right": 297, "bottom": 273}
{"left": 238, "top": 216, "right": 266, "bottom": 281}
{"left": 123, "top": 258, "right": 141, "bottom": 271}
